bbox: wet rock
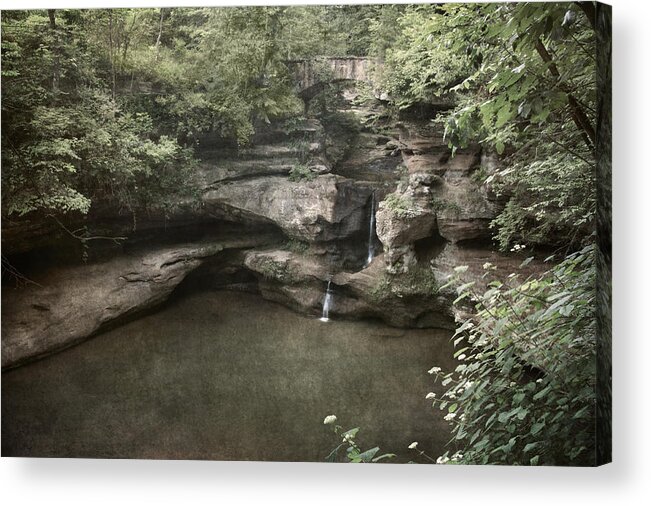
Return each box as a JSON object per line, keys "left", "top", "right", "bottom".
{"left": 240, "top": 248, "right": 454, "bottom": 329}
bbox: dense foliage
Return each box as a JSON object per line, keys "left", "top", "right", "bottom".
{"left": 2, "top": 10, "right": 198, "bottom": 220}
{"left": 431, "top": 247, "right": 596, "bottom": 465}
{"left": 376, "top": 2, "right": 596, "bottom": 250}
{"left": 374, "top": 4, "right": 599, "bottom": 465}
{"left": 1, "top": 6, "right": 385, "bottom": 224}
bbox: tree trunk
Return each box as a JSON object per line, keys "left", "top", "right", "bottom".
{"left": 575, "top": 1, "right": 596, "bottom": 31}
{"left": 108, "top": 10, "right": 116, "bottom": 100}
{"left": 48, "top": 10, "right": 60, "bottom": 101}
{"left": 155, "top": 9, "right": 165, "bottom": 61}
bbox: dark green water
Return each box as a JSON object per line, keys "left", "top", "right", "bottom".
{"left": 2, "top": 290, "right": 455, "bottom": 462}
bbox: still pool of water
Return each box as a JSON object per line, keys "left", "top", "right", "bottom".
{"left": 2, "top": 290, "right": 456, "bottom": 462}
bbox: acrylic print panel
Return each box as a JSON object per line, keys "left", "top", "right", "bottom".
{"left": 1, "top": 2, "right": 611, "bottom": 466}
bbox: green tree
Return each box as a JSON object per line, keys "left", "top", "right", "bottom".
{"left": 376, "top": 2, "right": 597, "bottom": 250}
{"left": 1, "top": 9, "right": 197, "bottom": 225}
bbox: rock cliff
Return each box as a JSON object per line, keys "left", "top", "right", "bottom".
{"left": 2, "top": 92, "right": 527, "bottom": 369}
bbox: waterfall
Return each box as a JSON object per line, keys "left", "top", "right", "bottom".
{"left": 319, "top": 280, "right": 333, "bottom": 322}
{"left": 364, "top": 193, "right": 376, "bottom": 267}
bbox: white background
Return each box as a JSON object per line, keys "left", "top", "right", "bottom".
{"left": 1, "top": 0, "right": 649, "bottom": 504}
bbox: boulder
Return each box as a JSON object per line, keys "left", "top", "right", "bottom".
{"left": 203, "top": 174, "right": 370, "bottom": 242}
{"left": 375, "top": 188, "right": 437, "bottom": 272}
{"left": 376, "top": 188, "right": 437, "bottom": 246}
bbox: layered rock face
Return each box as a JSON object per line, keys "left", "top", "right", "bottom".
{"left": 374, "top": 122, "right": 500, "bottom": 272}
{"left": 1, "top": 235, "right": 277, "bottom": 369}
{"left": 198, "top": 118, "right": 371, "bottom": 243}
{"left": 203, "top": 175, "right": 369, "bottom": 242}
{"left": 3, "top": 93, "right": 520, "bottom": 369}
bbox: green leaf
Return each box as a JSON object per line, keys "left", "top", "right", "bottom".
{"left": 357, "top": 447, "right": 380, "bottom": 463}
{"left": 523, "top": 442, "right": 539, "bottom": 453}
{"left": 341, "top": 427, "right": 360, "bottom": 439}
{"left": 372, "top": 453, "right": 397, "bottom": 462}
{"left": 530, "top": 422, "right": 545, "bottom": 436}
{"left": 325, "top": 443, "right": 344, "bottom": 462}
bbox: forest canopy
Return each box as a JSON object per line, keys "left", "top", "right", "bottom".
{"left": 2, "top": 3, "right": 596, "bottom": 253}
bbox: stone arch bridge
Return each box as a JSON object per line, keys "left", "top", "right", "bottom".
{"left": 288, "top": 57, "right": 378, "bottom": 101}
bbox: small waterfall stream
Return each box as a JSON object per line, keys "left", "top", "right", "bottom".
{"left": 319, "top": 280, "right": 333, "bottom": 322}
{"left": 364, "top": 192, "right": 376, "bottom": 267}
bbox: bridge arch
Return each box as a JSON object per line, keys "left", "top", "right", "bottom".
{"left": 288, "top": 57, "right": 377, "bottom": 102}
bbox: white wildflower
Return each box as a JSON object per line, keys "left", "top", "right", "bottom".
{"left": 436, "top": 456, "right": 450, "bottom": 464}
{"left": 428, "top": 366, "right": 442, "bottom": 374}
{"left": 536, "top": 378, "right": 543, "bottom": 383}
{"left": 425, "top": 392, "right": 436, "bottom": 400}
{"left": 482, "top": 262, "right": 493, "bottom": 270}
{"left": 444, "top": 413, "right": 457, "bottom": 422}
{"left": 458, "top": 354, "right": 467, "bottom": 361}
{"left": 408, "top": 441, "right": 418, "bottom": 450}
{"left": 323, "top": 415, "right": 337, "bottom": 425}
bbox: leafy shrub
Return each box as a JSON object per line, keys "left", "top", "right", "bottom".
{"left": 429, "top": 246, "right": 596, "bottom": 465}
{"left": 288, "top": 163, "right": 315, "bottom": 182}
{"left": 488, "top": 152, "right": 596, "bottom": 251}
{"left": 382, "top": 193, "right": 415, "bottom": 218}
{"left": 284, "top": 238, "right": 309, "bottom": 254}
{"left": 2, "top": 90, "right": 198, "bottom": 219}
{"left": 431, "top": 197, "right": 461, "bottom": 215}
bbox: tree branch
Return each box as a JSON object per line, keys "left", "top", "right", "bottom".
{"left": 535, "top": 38, "right": 596, "bottom": 151}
